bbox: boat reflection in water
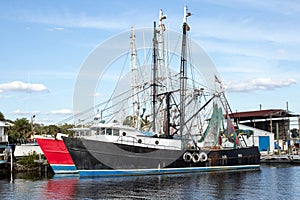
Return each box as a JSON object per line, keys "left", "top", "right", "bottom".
{"left": 41, "top": 176, "right": 79, "bottom": 200}
{"left": 49, "top": 171, "right": 258, "bottom": 199}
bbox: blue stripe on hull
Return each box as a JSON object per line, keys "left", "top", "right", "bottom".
{"left": 78, "top": 165, "right": 260, "bottom": 177}
{"left": 51, "top": 165, "right": 78, "bottom": 174}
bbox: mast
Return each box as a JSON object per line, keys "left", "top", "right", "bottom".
{"left": 158, "top": 9, "right": 167, "bottom": 86}
{"left": 157, "top": 9, "right": 167, "bottom": 133}
{"left": 179, "top": 6, "right": 191, "bottom": 136}
{"left": 130, "top": 26, "right": 140, "bottom": 128}
{"left": 152, "top": 21, "right": 158, "bottom": 133}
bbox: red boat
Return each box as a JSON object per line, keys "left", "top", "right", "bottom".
{"left": 35, "top": 133, "right": 77, "bottom": 174}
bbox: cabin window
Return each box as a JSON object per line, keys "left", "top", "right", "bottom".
{"left": 100, "top": 128, "right": 105, "bottom": 135}
{"left": 113, "top": 129, "right": 119, "bottom": 136}
{"left": 106, "top": 128, "right": 112, "bottom": 135}
{"left": 96, "top": 128, "right": 100, "bottom": 135}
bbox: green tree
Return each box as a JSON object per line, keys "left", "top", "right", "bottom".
{"left": 43, "top": 124, "right": 60, "bottom": 135}
{"left": 6, "top": 118, "right": 31, "bottom": 143}
{"left": 0, "top": 111, "right": 5, "bottom": 121}
{"left": 4, "top": 116, "right": 75, "bottom": 143}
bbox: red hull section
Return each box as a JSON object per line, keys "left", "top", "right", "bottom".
{"left": 35, "top": 137, "right": 74, "bottom": 165}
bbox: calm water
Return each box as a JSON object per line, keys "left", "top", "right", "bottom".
{"left": 1, "top": 165, "right": 300, "bottom": 200}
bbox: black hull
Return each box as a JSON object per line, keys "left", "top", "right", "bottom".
{"left": 63, "top": 137, "right": 260, "bottom": 172}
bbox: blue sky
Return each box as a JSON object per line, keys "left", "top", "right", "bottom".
{"left": 0, "top": 0, "right": 299, "bottom": 125}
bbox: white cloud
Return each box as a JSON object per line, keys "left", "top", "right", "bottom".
{"left": 0, "top": 81, "right": 49, "bottom": 93}
{"left": 48, "top": 109, "right": 73, "bottom": 115}
{"left": 224, "top": 78, "right": 297, "bottom": 92}
{"left": 47, "top": 27, "right": 65, "bottom": 31}
{"left": 10, "top": 109, "right": 40, "bottom": 115}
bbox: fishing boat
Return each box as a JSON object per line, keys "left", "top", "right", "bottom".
{"left": 63, "top": 6, "right": 260, "bottom": 177}
{"left": 290, "top": 154, "right": 300, "bottom": 164}
{"left": 260, "top": 154, "right": 300, "bottom": 164}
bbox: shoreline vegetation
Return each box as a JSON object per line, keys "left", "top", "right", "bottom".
{"left": 1, "top": 152, "right": 53, "bottom": 176}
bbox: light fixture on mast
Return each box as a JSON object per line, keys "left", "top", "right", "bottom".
{"left": 183, "top": 6, "right": 191, "bottom": 31}
{"left": 159, "top": 9, "right": 167, "bottom": 31}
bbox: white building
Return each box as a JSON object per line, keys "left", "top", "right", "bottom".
{"left": 0, "top": 121, "right": 11, "bottom": 142}
{"left": 238, "top": 124, "right": 275, "bottom": 154}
